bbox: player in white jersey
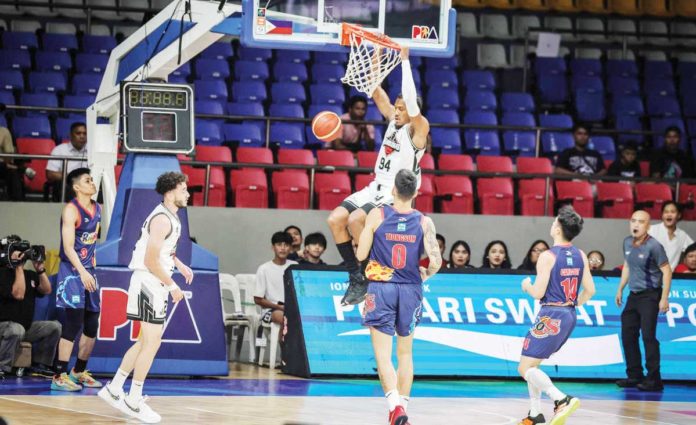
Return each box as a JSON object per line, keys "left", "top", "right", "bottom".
{"left": 327, "top": 47, "right": 430, "bottom": 306}
{"left": 98, "top": 172, "right": 193, "bottom": 424}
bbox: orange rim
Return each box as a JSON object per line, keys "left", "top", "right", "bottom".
{"left": 340, "top": 22, "right": 401, "bottom": 50}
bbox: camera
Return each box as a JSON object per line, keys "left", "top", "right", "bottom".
{"left": 0, "top": 235, "right": 45, "bottom": 268}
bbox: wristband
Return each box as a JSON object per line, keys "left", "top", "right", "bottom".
{"left": 167, "top": 283, "right": 180, "bottom": 293}
{"left": 36, "top": 269, "right": 46, "bottom": 275}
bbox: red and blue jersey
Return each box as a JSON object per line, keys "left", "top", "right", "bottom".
{"left": 366, "top": 205, "right": 424, "bottom": 285}
{"left": 59, "top": 199, "right": 101, "bottom": 269}
{"left": 542, "top": 244, "right": 584, "bottom": 306}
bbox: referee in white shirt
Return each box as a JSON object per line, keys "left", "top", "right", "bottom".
{"left": 648, "top": 201, "right": 694, "bottom": 271}
{"left": 46, "top": 122, "right": 88, "bottom": 201}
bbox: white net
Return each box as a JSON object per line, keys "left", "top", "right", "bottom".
{"left": 340, "top": 30, "right": 402, "bottom": 96}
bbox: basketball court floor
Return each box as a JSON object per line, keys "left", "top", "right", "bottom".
{"left": 1, "top": 363, "right": 694, "bottom": 424}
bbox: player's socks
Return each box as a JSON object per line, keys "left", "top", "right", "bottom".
{"left": 110, "top": 368, "right": 129, "bottom": 390}
{"left": 336, "top": 241, "right": 359, "bottom": 272}
{"left": 126, "top": 379, "right": 144, "bottom": 405}
{"left": 525, "top": 367, "right": 566, "bottom": 402}
{"left": 528, "top": 381, "right": 542, "bottom": 416}
{"left": 400, "top": 395, "right": 410, "bottom": 411}
{"left": 74, "top": 358, "right": 87, "bottom": 373}
{"left": 54, "top": 360, "right": 68, "bottom": 378}
{"left": 385, "top": 390, "right": 400, "bottom": 412}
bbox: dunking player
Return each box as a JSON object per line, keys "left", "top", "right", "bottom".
{"left": 357, "top": 169, "right": 441, "bottom": 425}
{"left": 98, "top": 172, "right": 193, "bottom": 423}
{"left": 327, "top": 47, "right": 430, "bottom": 306}
{"left": 518, "top": 206, "right": 596, "bottom": 425}
{"left": 52, "top": 168, "right": 103, "bottom": 391}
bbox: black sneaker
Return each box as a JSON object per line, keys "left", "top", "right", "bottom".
{"left": 518, "top": 412, "right": 546, "bottom": 424}
{"left": 30, "top": 363, "right": 55, "bottom": 378}
{"left": 616, "top": 378, "right": 642, "bottom": 388}
{"left": 637, "top": 380, "right": 664, "bottom": 392}
{"left": 340, "top": 270, "right": 368, "bottom": 306}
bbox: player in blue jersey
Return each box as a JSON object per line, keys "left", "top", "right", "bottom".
{"left": 52, "top": 168, "right": 103, "bottom": 391}
{"left": 518, "top": 206, "right": 596, "bottom": 425}
{"left": 356, "top": 169, "right": 442, "bottom": 425}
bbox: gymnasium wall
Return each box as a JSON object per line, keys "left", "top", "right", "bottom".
{"left": 4, "top": 202, "right": 696, "bottom": 273}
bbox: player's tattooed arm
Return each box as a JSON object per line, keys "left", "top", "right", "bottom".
{"left": 422, "top": 216, "right": 442, "bottom": 279}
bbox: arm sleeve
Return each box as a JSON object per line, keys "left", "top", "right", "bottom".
{"left": 400, "top": 60, "right": 420, "bottom": 117}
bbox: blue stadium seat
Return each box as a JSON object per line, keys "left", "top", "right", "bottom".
{"left": 223, "top": 123, "right": 264, "bottom": 147}
{"left": 426, "top": 87, "right": 460, "bottom": 110}
{"left": 365, "top": 106, "right": 383, "bottom": 121}
{"left": 502, "top": 112, "right": 535, "bottom": 127}
{"left": 0, "top": 91, "right": 15, "bottom": 105}
{"left": 424, "top": 70, "right": 458, "bottom": 89}
{"left": 428, "top": 109, "right": 460, "bottom": 124}
{"left": 644, "top": 60, "right": 673, "bottom": 80}
{"left": 651, "top": 117, "right": 687, "bottom": 150}
{"left": 313, "top": 51, "right": 348, "bottom": 65}
{"left": 612, "top": 95, "right": 644, "bottom": 117}
{"left": 646, "top": 95, "right": 681, "bottom": 117}
{"left": 12, "top": 116, "right": 51, "bottom": 138}
{"left": 503, "top": 131, "right": 536, "bottom": 157}
{"left": 82, "top": 35, "right": 117, "bottom": 54}
{"left": 535, "top": 57, "right": 567, "bottom": 75}
{"left": 0, "top": 70, "right": 24, "bottom": 91}
{"left": 677, "top": 62, "right": 696, "bottom": 81}
{"left": 271, "top": 82, "right": 307, "bottom": 104}
{"left": 237, "top": 46, "right": 273, "bottom": 62}
{"left": 571, "top": 75, "right": 604, "bottom": 92}
{"left": 41, "top": 33, "right": 78, "bottom": 52}
{"left": 536, "top": 75, "right": 568, "bottom": 104}
{"left": 461, "top": 70, "right": 496, "bottom": 90}
{"left": 501, "top": 92, "right": 535, "bottom": 112}
{"left": 684, "top": 95, "right": 696, "bottom": 118}
{"left": 270, "top": 123, "right": 305, "bottom": 149}
{"left": 607, "top": 59, "right": 638, "bottom": 78}
{"left": 310, "top": 83, "right": 345, "bottom": 105}
{"left": 607, "top": 76, "right": 640, "bottom": 96}
{"left": 171, "top": 62, "right": 192, "bottom": 80}
{"left": 0, "top": 114, "right": 5, "bottom": 128}
{"left": 234, "top": 60, "right": 269, "bottom": 81}
{"left": 34, "top": 51, "right": 72, "bottom": 72}
{"left": 569, "top": 58, "right": 602, "bottom": 77}
{"left": 275, "top": 49, "right": 310, "bottom": 64}
{"left": 464, "top": 129, "right": 500, "bottom": 156}
{"left": 588, "top": 136, "right": 616, "bottom": 160}
{"left": 199, "top": 42, "right": 234, "bottom": 60}
{"left": 0, "top": 49, "right": 31, "bottom": 70}
{"left": 55, "top": 115, "right": 85, "bottom": 142}
{"left": 195, "top": 58, "right": 231, "bottom": 80}
{"left": 273, "top": 62, "right": 308, "bottom": 83}
{"left": 307, "top": 104, "right": 343, "bottom": 117}
{"left": 304, "top": 125, "right": 324, "bottom": 148}
{"left": 75, "top": 53, "right": 108, "bottom": 74}
{"left": 63, "top": 94, "right": 95, "bottom": 109}
{"left": 541, "top": 131, "right": 574, "bottom": 155}
{"left": 430, "top": 128, "right": 462, "bottom": 154}
{"left": 194, "top": 80, "right": 228, "bottom": 101}
{"left": 424, "top": 56, "right": 458, "bottom": 71}
{"left": 227, "top": 101, "right": 264, "bottom": 117}
{"left": 464, "top": 90, "right": 497, "bottom": 112}
{"left": 2, "top": 32, "right": 38, "bottom": 50}
{"left": 575, "top": 89, "right": 606, "bottom": 122}
{"left": 312, "top": 63, "right": 344, "bottom": 84}
{"left": 232, "top": 81, "right": 268, "bottom": 103}
{"left": 615, "top": 115, "right": 644, "bottom": 144}
{"left": 387, "top": 66, "right": 422, "bottom": 89}
{"left": 20, "top": 93, "right": 58, "bottom": 116}
{"left": 539, "top": 113, "right": 573, "bottom": 129}
{"left": 29, "top": 72, "right": 67, "bottom": 93}
{"left": 644, "top": 79, "right": 676, "bottom": 97}
{"left": 71, "top": 74, "right": 102, "bottom": 95}
{"left": 269, "top": 103, "right": 304, "bottom": 118}
{"left": 195, "top": 121, "right": 223, "bottom": 146}
{"left": 195, "top": 100, "right": 225, "bottom": 124}
{"left": 464, "top": 111, "right": 497, "bottom": 126}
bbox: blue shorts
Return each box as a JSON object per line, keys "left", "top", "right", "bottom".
{"left": 362, "top": 281, "right": 423, "bottom": 337}
{"left": 522, "top": 305, "right": 576, "bottom": 359}
{"left": 55, "top": 262, "right": 100, "bottom": 312}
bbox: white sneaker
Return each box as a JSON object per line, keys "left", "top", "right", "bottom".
{"left": 97, "top": 383, "right": 125, "bottom": 411}
{"left": 122, "top": 395, "right": 161, "bottom": 423}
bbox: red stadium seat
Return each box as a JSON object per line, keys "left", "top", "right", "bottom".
{"left": 415, "top": 174, "right": 434, "bottom": 213}
{"left": 517, "top": 157, "right": 554, "bottom": 175}
{"left": 640, "top": 161, "right": 650, "bottom": 178}
{"left": 678, "top": 184, "right": 696, "bottom": 220}
{"left": 230, "top": 169, "right": 268, "bottom": 208}
{"left": 477, "top": 155, "right": 513, "bottom": 173}
{"left": 420, "top": 153, "right": 436, "bottom": 171}
{"left": 477, "top": 177, "right": 514, "bottom": 215}
{"left": 519, "top": 179, "right": 555, "bottom": 216}
{"left": 636, "top": 183, "right": 673, "bottom": 219}
{"left": 182, "top": 166, "right": 226, "bottom": 207}
{"left": 357, "top": 151, "right": 378, "bottom": 168}
{"left": 16, "top": 138, "right": 55, "bottom": 193}
{"left": 597, "top": 182, "right": 634, "bottom": 219}
{"left": 236, "top": 146, "right": 273, "bottom": 165}
{"left": 314, "top": 172, "right": 351, "bottom": 210}
{"left": 555, "top": 181, "right": 594, "bottom": 218}
{"left": 317, "top": 150, "right": 355, "bottom": 176}
{"left": 354, "top": 173, "right": 373, "bottom": 191}
{"left": 272, "top": 171, "right": 310, "bottom": 210}
{"left": 277, "top": 149, "right": 314, "bottom": 175}
{"left": 438, "top": 154, "right": 474, "bottom": 172}
{"left": 435, "top": 175, "right": 473, "bottom": 214}
{"left": 196, "top": 145, "right": 232, "bottom": 163}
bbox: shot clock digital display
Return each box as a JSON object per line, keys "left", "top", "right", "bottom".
{"left": 122, "top": 82, "right": 194, "bottom": 153}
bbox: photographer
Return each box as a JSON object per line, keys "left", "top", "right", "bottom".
{"left": 0, "top": 235, "right": 61, "bottom": 378}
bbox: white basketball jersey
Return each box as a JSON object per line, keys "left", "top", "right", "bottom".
{"left": 128, "top": 203, "right": 182, "bottom": 276}
{"left": 374, "top": 121, "right": 424, "bottom": 188}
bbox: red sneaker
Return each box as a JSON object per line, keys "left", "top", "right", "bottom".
{"left": 388, "top": 406, "right": 408, "bottom": 425}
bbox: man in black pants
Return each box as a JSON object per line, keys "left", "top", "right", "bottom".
{"left": 615, "top": 210, "right": 672, "bottom": 392}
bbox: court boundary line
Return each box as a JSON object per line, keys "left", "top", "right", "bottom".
{"left": 582, "top": 407, "right": 683, "bottom": 425}
{"left": 0, "top": 396, "right": 128, "bottom": 421}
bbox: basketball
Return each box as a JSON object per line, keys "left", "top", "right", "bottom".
{"left": 311, "top": 111, "right": 343, "bottom": 142}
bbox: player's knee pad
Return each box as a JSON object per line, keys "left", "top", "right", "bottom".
{"left": 61, "top": 309, "right": 84, "bottom": 342}
{"left": 82, "top": 310, "right": 99, "bottom": 338}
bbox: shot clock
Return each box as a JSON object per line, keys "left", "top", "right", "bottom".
{"left": 122, "top": 82, "right": 194, "bottom": 153}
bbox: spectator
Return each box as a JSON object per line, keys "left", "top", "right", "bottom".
{"left": 650, "top": 127, "right": 695, "bottom": 179}
{"left": 420, "top": 233, "right": 447, "bottom": 269}
{"left": 607, "top": 143, "right": 641, "bottom": 179}
{"left": 0, "top": 235, "right": 61, "bottom": 379}
{"left": 299, "top": 232, "right": 327, "bottom": 265}
{"left": 481, "top": 240, "right": 512, "bottom": 269}
{"left": 254, "top": 232, "right": 297, "bottom": 331}
{"left": 674, "top": 243, "right": 696, "bottom": 274}
{"left": 555, "top": 124, "right": 606, "bottom": 177}
{"left": 648, "top": 201, "right": 694, "bottom": 271}
{"left": 284, "top": 225, "right": 303, "bottom": 261}
{"left": 447, "top": 240, "right": 471, "bottom": 269}
{"left": 333, "top": 95, "right": 376, "bottom": 152}
{"left": 46, "top": 122, "right": 88, "bottom": 201}
{"left": 0, "top": 126, "right": 30, "bottom": 201}
{"left": 517, "top": 240, "right": 550, "bottom": 271}
{"left": 588, "top": 250, "right": 606, "bottom": 271}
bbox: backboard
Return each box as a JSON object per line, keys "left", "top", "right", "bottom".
{"left": 241, "top": 0, "right": 455, "bottom": 57}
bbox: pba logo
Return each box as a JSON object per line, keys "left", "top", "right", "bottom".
{"left": 530, "top": 316, "right": 561, "bottom": 339}
{"left": 411, "top": 25, "right": 439, "bottom": 43}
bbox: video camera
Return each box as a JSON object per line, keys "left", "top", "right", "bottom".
{"left": 0, "top": 235, "right": 46, "bottom": 268}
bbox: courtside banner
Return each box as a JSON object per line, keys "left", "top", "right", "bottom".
{"left": 283, "top": 267, "right": 696, "bottom": 380}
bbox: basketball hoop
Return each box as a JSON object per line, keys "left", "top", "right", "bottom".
{"left": 340, "top": 23, "right": 402, "bottom": 96}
